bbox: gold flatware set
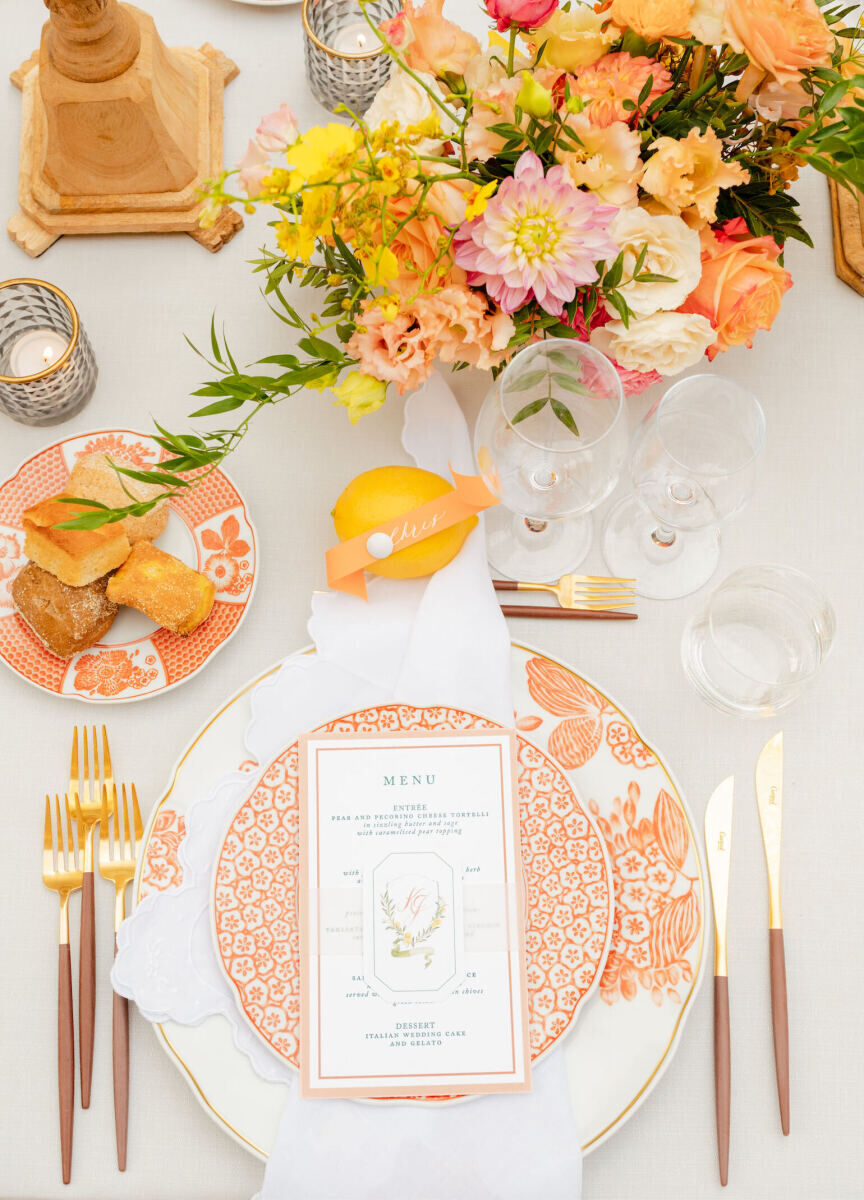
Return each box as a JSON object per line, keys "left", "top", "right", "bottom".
{"left": 41, "top": 726, "right": 142, "bottom": 1184}
{"left": 493, "top": 574, "right": 638, "bottom": 620}
{"left": 705, "top": 732, "right": 789, "bottom": 1188}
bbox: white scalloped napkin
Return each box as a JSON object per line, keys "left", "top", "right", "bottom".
{"left": 113, "top": 373, "right": 582, "bottom": 1199}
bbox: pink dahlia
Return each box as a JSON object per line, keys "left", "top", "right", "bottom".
{"left": 452, "top": 151, "right": 618, "bottom": 317}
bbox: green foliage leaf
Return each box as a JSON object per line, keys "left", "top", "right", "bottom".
{"left": 511, "top": 397, "right": 549, "bottom": 424}
{"left": 551, "top": 398, "right": 580, "bottom": 436}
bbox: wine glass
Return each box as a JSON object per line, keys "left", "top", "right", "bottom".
{"left": 474, "top": 339, "right": 626, "bottom": 583}
{"left": 602, "top": 375, "right": 766, "bottom": 599}
{"left": 681, "top": 565, "right": 836, "bottom": 716}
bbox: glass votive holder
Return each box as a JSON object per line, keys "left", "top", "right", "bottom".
{"left": 0, "top": 278, "right": 97, "bottom": 427}
{"left": 302, "top": 0, "right": 400, "bottom": 116}
{"left": 681, "top": 565, "right": 836, "bottom": 717}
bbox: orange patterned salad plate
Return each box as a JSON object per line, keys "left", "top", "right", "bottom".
{"left": 212, "top": 703, "right": 614, "bottom": 1100}
{"left": 137, "top": 644, "right": 705, "bottom": 1152}
{"left": 0, "top": 429, "right": 257, "bottom": 702}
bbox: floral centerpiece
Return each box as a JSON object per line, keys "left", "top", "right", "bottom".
{"left": 59, "top": 0, "right": 863, "bottom": 526}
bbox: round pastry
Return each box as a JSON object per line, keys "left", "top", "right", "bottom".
{"left": 67, "top": 452, "right": 170, "bottom": 544}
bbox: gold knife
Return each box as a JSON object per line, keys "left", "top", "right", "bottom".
{"left": 756, "top": 731, "right": 789, "bottom": 1135}
{"left": 705, "top": 776, "right": 734, "bottom": 1187}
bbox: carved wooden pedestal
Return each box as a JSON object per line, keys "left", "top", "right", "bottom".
{"left": 9, "top": 1, "right": 242, "bottom": 257}
{"left": 829, "top": 180, "right": 864, "bottom": 298}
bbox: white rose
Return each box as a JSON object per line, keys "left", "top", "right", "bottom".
{"left": 689, "top": 0, "right": 727, "bottom": 43}
{"left": 591, "top": 311, "right": 716, "bottom": 375}
{"left": 606, "top": 208, "right": 703, "bottom": 318}
{"left": 364, "top": 70, "right": 456, "bottom": 153}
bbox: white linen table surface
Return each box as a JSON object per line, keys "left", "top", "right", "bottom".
{"left": 0, "top": 2, "right": 861, "bottom": 1198}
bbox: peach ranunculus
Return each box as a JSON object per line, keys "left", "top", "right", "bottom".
{"left": 385, "top": 185, "right": 467, "bottom": 296}
{"left": 558, "top": 115, "right": 642, "bottom": 207}
{"left": 609, "top": 0, "right": 693, "bottom": 41}
{"left": 574, "top": 53, "right": 673, "bottom": 127}
{"left": 424, "top": 286, "right": 516, "bottom": 370}
{"left": 346, "top": 302, "right": 437, "bottom": 395}
{"left": 379, "top": 0, "right": 481, "bottom": 77}
{"left": 679, "top": 217, "right": 793, "bottom": 360}
{"left": 723, "top": 0, "right": 834, "bottom": 86}
{"left": 347, "top": 286, "right": 514, "bottom": 394}
{"left": 640, "top": 127, "right": 750, "bottom": 224}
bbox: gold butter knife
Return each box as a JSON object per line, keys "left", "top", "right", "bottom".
{"left": 705, "top": 776, "right": 734, "bottom": 1187}
{"left": 756, "top": 731, "right": 789, "bottom": 1136}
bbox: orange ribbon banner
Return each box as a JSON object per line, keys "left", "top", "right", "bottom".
{"left": 326, "top": 468, "right": 499, "bottom": 600}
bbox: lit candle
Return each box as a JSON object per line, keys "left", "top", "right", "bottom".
{"left": 331, "top": 21, "right": 370, "bottom": 54}
{"left": 7, "top": 328, "right": 69, "bottom": 378}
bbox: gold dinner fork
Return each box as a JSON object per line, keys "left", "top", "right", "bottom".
{"left": 43, "top": 794, "right": 83, "bottom": 1185}
{"left": 492, "top": 573, "right": 637, "bottom": 611}
{"left": 98, "top": 782, "right": 142, "bottom": 1171}
{"left": 69, "top": 726, "right": 114, "bottom": 1109}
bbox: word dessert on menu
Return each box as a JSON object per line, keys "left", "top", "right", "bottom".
{"left": 299, "top": 728, "right": 531, "bottom": 1098}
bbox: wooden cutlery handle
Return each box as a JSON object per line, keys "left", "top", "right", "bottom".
{"left": 499, "top": 604, "right": 637, "bottom": 621}
{"left": 113, "top": 937, "right": 129, "bottom": 1171}
{"left": 714, "top": 975, "right": 731, "bottom": 1187}
{"left": 492, "top": 579, "right": 521, "bottom": 591}
{"left": 79, "top": 871, "right": 95, "bottom": 1110}
{"left": 770, "top": 929, "right": 790, "bottom": 1135}
{"left": 58, "top": 943, "right": 74, "bottom": 1185}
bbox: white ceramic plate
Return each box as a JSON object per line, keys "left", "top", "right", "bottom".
{"left": 136, "top": 644, "right": 705, "bottom": 1155}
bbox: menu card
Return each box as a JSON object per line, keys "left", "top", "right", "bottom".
{"left": 299, "top": 728, "right": 531, "bottom": 1098}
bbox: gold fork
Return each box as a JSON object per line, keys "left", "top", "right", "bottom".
{"left": 492, "top": 573, "right": 636, "bottom": 611}
{"left": 99, "top": 782, "right": 142, "bottom": 1172}
{"left": 43, "top": 794, "right": 83, "bottom": 1185}
{"left": 69, "top": 726, "right": 114, "bottom": 1109}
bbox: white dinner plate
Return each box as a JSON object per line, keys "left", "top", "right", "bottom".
{"left": 136, "top": 643, "right": 705, "bottom": 1155}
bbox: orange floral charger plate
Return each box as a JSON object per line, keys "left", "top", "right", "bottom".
{"left": 0, "top": 429, "right": 257, "bottom": 702}
{"left": 137, "top": 645, "right": 704, "bottom": 1153}
{"left": 212, "top": 703, "right": 614, "bottom": 1101}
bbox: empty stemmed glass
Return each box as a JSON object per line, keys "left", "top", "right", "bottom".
{"left": 602, "top": 375, "right": 766, "bottom": 599}
{"left": 474, "top": 339, "right": 626, "bottom": 582}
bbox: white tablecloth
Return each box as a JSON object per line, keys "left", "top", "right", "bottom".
{"left": 0, "top": 3, "right": 861, "bottom": 1198}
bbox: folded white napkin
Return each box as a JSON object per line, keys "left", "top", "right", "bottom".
{"left": 113, "top": 373, "right": 582, "bottom": 1200}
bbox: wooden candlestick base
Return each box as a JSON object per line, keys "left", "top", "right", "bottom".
{"left": 829, "top": 180, "right": 864, "bottom": 297}
{"left": 8, "top": 3, "right": 242, "bottom": 257}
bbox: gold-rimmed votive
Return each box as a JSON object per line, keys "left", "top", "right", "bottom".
{"left": 0, "top": 278, "right": 97, "bottom": 426}
{"left": 302, "top": 0, "right": 400, "bottom": 116}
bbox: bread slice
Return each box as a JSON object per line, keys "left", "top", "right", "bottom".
{"left": 67, "top": 452, "right": 170, "bottom": 544}
{"left": 22, "top": 495, "right": 131, "bottom": 587}
{"left": 12, "top": 562, "right": 118, "bottom": 659}
{"left": 106, "top": 541, "right": 215, "bottom": 635}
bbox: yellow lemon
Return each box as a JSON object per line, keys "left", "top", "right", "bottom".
{"left": 332, "top": 466, "right": 477, "bottom": 580}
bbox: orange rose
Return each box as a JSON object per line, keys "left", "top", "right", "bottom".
{"left": 680, "top": 218, "right": 792, "bottom": 359}
{"left": 724, "top": 0, "right": 834, "bottom": 85}
{"left": 385, "top": 186, "right": 466, "bottom": 296}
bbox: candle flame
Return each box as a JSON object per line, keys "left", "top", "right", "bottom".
{"left": 43, "top": 345, "right": 56, "bottom": 364}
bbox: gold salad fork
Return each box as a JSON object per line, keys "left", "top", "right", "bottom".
{"left": 42, "top": 794, "right": 82, "bottom": 1185}
{"left": 99, "top": 782, "right": 142, "bottom": 1171}
{"left": 493, "top": 573, "right": 636, "bottom": 611}
{"left": 69, "top": 726, "right": 114, "bottom": 1109}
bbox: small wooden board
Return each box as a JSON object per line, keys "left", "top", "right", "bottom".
{"left": 829, "top": 179, "right": 864, "bottom": 297}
